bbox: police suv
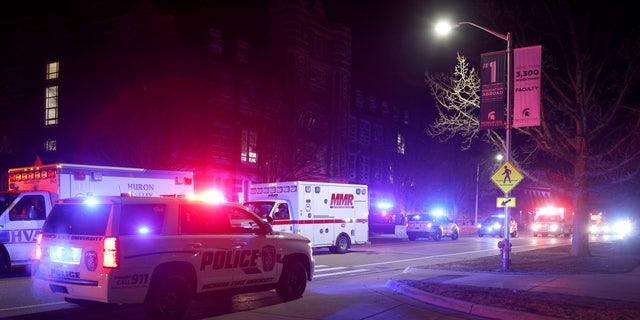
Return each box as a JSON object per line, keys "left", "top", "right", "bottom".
{"left": 406, "top": 213, "right": 460, "bottom": 241}
{"left": 31, "top": 195, "right": 314, "bottom": 319}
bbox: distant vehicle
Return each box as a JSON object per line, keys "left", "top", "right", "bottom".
{"left": 406, "top": 213, "right": 459, "bottom": 241}
{"left": 477, "top": 216, "right": 518, "bottom": 238}
{"left": 0, "top": 163, "right": 194, "bottom": 273}
{"left": 32, "top": 195, "right": 314, "bottom": 319}
{"left": 532, "top": 206, "right": 572, "bottom": 237}
{"left": 589, "top": 211, "right": 634, "bottom": 237}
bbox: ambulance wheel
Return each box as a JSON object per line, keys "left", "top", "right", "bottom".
{"left": 276, "top": 260, "right": 307, "bottom": 301}
{"left": 329, "top": 234, "right": 350, "bottom": 254}
{"left": 144, "top": 274, "right": 192, "bottom": 320}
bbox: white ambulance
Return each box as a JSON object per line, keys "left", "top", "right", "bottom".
{"left": 0, "top": 163, "right": 194, "bottom": 273}
{"left": 244, "top": 181, "right": 369, "bottom": 254}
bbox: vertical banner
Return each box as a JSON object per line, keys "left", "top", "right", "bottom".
{"left": 513, "top": 45, "right": 542, "bottom": 128}
{"left": 480, "top": 50, "right": 506, "bottom": 129}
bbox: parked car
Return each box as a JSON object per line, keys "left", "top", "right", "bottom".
{"left": 478, "top": 216, "right": 518, "bottom": 237}
{"left": 406, "top": 213, "right": 459, "bottom": 241}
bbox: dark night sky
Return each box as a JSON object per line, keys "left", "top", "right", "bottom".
{"left": 320, "top": 0, "right": 510, "bottom": 102}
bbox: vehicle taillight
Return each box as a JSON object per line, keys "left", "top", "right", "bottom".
{"left": 34, "top": 233, "right": 43, "bottom": 260}
{"left": 103, "top": 236, "right": 119, "bottom": 268}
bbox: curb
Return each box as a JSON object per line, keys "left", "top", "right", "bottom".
{"left": 386, "top": 279, "right": 556, "bottom": 320}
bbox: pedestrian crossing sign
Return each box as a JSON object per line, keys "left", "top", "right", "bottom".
{"left": 490, "top": 161, "right": 523, "bottom": 194}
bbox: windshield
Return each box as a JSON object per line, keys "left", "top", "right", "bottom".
{"left": 43, "top": 203, "right": 112, "bottom": 235}
{"left": 244, "top": 201, "right": 275, "bottom": 219}
{"left": 0, "top": 192, "right": 19, "bottom": 214}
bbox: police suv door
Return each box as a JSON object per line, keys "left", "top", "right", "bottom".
{"left": 179, "top": 204, "right": 236, "bottom": 293}
{"left": 225, "top": 206, "right": 280, "bottom": 287}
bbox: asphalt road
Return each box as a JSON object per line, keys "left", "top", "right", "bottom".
{"left": 0, "top": 230, "right": 569, "bottom": 319}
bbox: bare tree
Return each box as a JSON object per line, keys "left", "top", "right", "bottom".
{"left": 425, "top": 1, "right": 640, "bottom": 256}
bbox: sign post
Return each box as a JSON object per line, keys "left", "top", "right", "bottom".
{"left": 490, "top": 161, "right": 523, "bottom": 269}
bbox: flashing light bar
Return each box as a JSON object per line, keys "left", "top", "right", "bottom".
{"left": 9, "top": 170, "right": 56, "bottom": 182}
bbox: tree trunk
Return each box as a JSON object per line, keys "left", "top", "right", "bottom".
{"left": 570, "top": 192, "right": 591, "bottom": 256}
{"left": 569, "top": 150, "right": 591, "bottom": 257}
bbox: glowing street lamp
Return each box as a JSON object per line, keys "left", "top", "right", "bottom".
{"left": 435, "top": 20, "right": 513, "bottom": 271}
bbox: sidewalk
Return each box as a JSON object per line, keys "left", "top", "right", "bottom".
{"left": 387, "top": 265, "right": 640, "bottom": 319}
{"left": 382, "top": 232, "right": 640, "bottom": 320}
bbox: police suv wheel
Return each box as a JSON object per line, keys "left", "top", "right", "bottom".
{"left": 144, "top": 274, "right": 192, "bottom": 319}
{"left": 276, "top": 261, "right": 307, "bottom": 300}
{"left": 433, "top": 229, "right": 442, "bottom": 241}
{"left": 451, "top": 229, "right": 459, "bottom": 240}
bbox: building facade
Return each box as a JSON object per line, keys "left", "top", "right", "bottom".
{"left": 0, "top": 0, "right": 414, "bottom": 206}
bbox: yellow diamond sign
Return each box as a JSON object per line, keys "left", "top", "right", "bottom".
{"left": 491, "top": 161, "right": 523, "bottom": 194}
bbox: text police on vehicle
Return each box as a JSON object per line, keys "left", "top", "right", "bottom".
{"left": 31, "top": 194, "right": 314, "bottom": 319}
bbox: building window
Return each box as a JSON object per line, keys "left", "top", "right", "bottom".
{"left": 45, "top": 86, "right": 58, "bottom": 126}
{"left": 396, "top": 133, "right": 405, "bottom": 155}
{"left": 44, "top": 139, "right": 57, "bottom": 151}
{"left": 240, "top": 129, "right": 257, "bottom": 164}
{"left": 348, "top": 153, "right": 357, "bottom": 181}
{"left": 46, "top": 62, "right": 59, "bottom": 80}
{"left": 368, "top": 96, "right": 377, "bottom": 113}
{"left": 349, "top": 116, "right": 357, "bottom": 143}
{"left": 359, "top": 120, "right": 371, "bottom": 146}
{"left": 237, "top": 40, "right": 249, "bottom": 64}
{"left": 360, "top": 155, "right": 370, "bottom": 183}
{"left": 208, "top": 28, "right": 223, "bottom": 55}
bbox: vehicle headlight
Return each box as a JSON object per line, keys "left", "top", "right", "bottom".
{"left": 550, "top": 224, "right": 559, "bottom": 232}
{"left": 589, "top": 225, "right": 599, "bottom": 234}
{"left": 492, "top": 222, "right": 501, "bottom": 229}
{"left": 614, "top": 220, "right": 632, "bottom": 235}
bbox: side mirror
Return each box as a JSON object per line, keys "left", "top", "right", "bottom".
{"left": 263, "top": 220, "right": 274, "bottom": 234}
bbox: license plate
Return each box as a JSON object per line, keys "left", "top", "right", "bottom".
{"left": 49, "top": 246, "right": 82, "bottom": 264}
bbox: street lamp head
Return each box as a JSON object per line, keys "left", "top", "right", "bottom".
{"left": 434, "top": 21, "right": 456, "bottom": 36}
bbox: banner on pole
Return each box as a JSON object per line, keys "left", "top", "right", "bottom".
{"left": 513, "top": 45, "right": 542, "bottom": 128}
{"left": 480, "top": 50, "right": 506, "bottom": 130}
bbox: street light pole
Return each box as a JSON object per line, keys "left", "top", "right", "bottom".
{"left": 474, "top": 163, "right": 479, "bottom": 226}
{"left": 475, "top": 153, "right": 503, "bottom": 228}
{"left": 436, "top": 21, "right": 513, "bottom": 271}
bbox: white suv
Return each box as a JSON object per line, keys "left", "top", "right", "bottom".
{"left": 406, "top": 213, "right": 460, "bottom": 241}
{"left": 31, "top": 195, "right": 314, "bottom": 319}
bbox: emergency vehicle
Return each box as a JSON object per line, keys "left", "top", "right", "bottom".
{"left": 31, "top": 195, "right": 313, "bottom": 319}
{"left": 0, "top": 163, "right": 194, "bottom": 273}
{"left": 244, "top": 181, "right": 369, "bottom": 254}
{"left": 531, "top": 206, "right": 573, "bottom": 237}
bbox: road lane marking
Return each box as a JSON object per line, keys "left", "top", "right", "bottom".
{"left": 314, "top": 269, "right": 369, "bottom": 278}
{"left": 353, "top": 244, "right": 559, "bottom": 268}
